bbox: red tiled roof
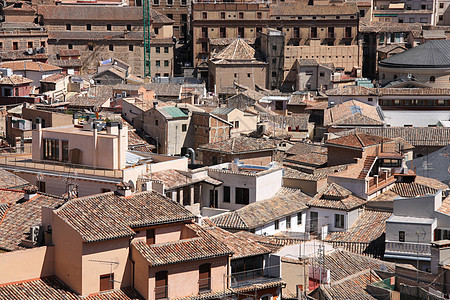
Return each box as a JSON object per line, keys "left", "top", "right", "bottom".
{"left": 326, "top": 210, "right": 392, "bottom": 243}
{"left": 308, "top": 183, "right": 366, "bottom": 211}
{"left": 0, "top": 189, "right": 64, "bottom": 251}
{"left": 326, "top": 133, "right": 391, "bottom": 150}
{"left": 39, "top": 72, "right": 67, "bottom": 83}
{"left": 0, "top": 74, "right": 32, "bottom": 85}
{"left": 390, "top": 182, "right": 438, "bottom": 197}
{"left": 204, "top": 227, "right": 271, "bottom": 259}
{"left": 132, "top": 223, "right": 232, "bottom": 266}
{"left": 210, "top": 189, "right": 310, "bottom": 230}
{"left": 324, "top": 100, "right": 383, "bottom": 126}
{"left": 0, "top": 60, "right": 61, "bottom": 72}
{"left": 198, "top": 136, "right": 276, "bottom": 154}
{"left": 0, "top": 277, "right": 143, "bottom": 299}
{"left": 322, "top": 271, "right": 380, "bottom": 300}
{"left": 55, "top": 191, "right": 194, "bottom": 243}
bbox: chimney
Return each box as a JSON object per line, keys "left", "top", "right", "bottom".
{"left": 73, "top": 113, "right": 79, "bottom": 125}
{"left": 23, "top": 185, "right": 38, "bottom": 201}
{"left": 116, "top": 181, "right": 133, "bottom": 197}
{"left": 106, "top": 121, "right": 119, "bottom": 135}
{"left": 153, "top": 101, "right": 158, "bottom": 109}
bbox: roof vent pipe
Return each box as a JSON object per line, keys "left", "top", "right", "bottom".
{"left": 187, "top": 148, "right": 195, "bottom": 164}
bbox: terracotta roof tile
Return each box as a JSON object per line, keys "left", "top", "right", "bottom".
{"left": 132, "top": 223, "right": 232, "bottom": 266}
{"left": 0, "top": 169, "right": 29, "bottom": 189}
{"left": 198, "top": 136, "right": 276, "bottom": 154}
{"left": 204, "top": 226, "right": 271, "bottom": 259}
{"left": 147, "top": 169, "right": 221, "bottom": 190}
{"left": 326, "top": 210, "right": 392, "bottom": 243}
{"left": 39, "top": 72, "right": 67, "bottom": 83}
{"left": 0, "top": 60, "right": 61, "bottom": 72}
{"left": 55, "top": 191, "right": 194, "bottom": 243}
{"left": 210, "top": 189, "right": 310, "bottom": 230}
{"left": 353, "top": 127, "right": 450, "bottom": 147}
{"left": 283, "top": 164, "right": 349, "bottom": 181}
{"left": 390, "top": 182, "right": 438, "bottom": 197}
{"left": 322, "top": 271, "right": 380, "bottom": 300}
{"left": 308, "top": 183, "right": 366, "bottom": 211}
{"left": 0, "top": 74, "right": 33, "bottom": 85}
{"left": 38, "top": 5, "right": 142, "bottom": 21}
{"left": 0, "top": 277, "right": 143, "bottom": 299}
{"left": 213, "top": 39, "right": 261, "bottom": 61}
{"left": 324, "top": 100, "right": 383, "bottom": 126}
{"left": 327, "top": 133, "right": 391, "bottom": 150}
{"left": 0, "top": 189, "right": 64, "bottom": 251}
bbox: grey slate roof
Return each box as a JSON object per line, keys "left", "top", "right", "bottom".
{"left": 212, "top": 107, "right": 236, "bottom": 115}
{"left": 379, "top": 40, "right": 450, "bottom": 68}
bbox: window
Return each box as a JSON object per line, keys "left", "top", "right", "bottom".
{"left": 221, "top": 12, "right": 225, "bottom": 19}
{"left": 164, "top": 73, "right": 169, "bottom": 77}
{"left": 359, "top": 9, "right": 365, "bottom": 17}
{"left": 62, "top": 141, "right": 69, "bottom": 162}
{"left": 234, "top": 121, "right": 240, "bottom": 128}
{"left": 100, "top": 274, "right": 114, "bottom": 292}
{"left": 286, "top": 216, "right": 291, "bottom": 229}
{"left": 155, "top": 27, "right": 159, "bottom": 35}
{"left": 164, "top": 60, "right": 169, "bottom": 67}
{"left": 272, "top": 71, "right": 276, "bottom": 78}
{"left": 399, "top": 231, "right": 405, "bottom": 242}
{"left": 154, "top": 0, "right": 159, "bottom": 4}
{"left": 146, "top": 229, "right": 155, "bottom": 245}
{"left": 199, "top": 264, "right": 211, "bottom": 292}
{"left": 13, "top": 42, "right": 18, "bottom": 50}
{"left": 327, "top": 27, "right": 334, "bottom": 38}
{"left": 239, "top": 12, "right": 244, "bottom": 19}
{"left": 88, "top": 45, "right": 94, "bottom": 51}
{"left": 257, "top": 12, "right": 262, "bottom": 19}
{"left": 440, "top": 15, "right": 444, "bottom": 21}
{"left": 202, "top": 42, "right": 207, "bottom": 53}
{"left": 202, "top": 27, "right": 208, "bottom": 38}
{"left": 345, "top": 27, "right": 352, "bottom": 38}
{"left": 235, "top": 187, "right": 249, "bottom": 205}
{"left": 238, "top": 27, "right": 244, "bottom": 38}
{"left": 234, "top": 73, "right": 238, "bottom": 78}
{"left": 168, "top": 0, "right": 173, "bottom": 5}
{"left": 38, "top": 181, "right": 46, "bottom": 193}
{"left": 109, "top": 44, "right": 114, "bottom": 51}
{"left": 0, "top": 42, "right": 3, "bottom": 49}
{"left": 156, "top": 47, "right": 160, "bottom": 53}
{"left": 181, "top": 0, "right": 186, "bottom": 5}
{"left": 164, "top": 47, "right": 169, "bottom": 53}
{"left": 156, "top": 60, "right": 161, "bottom": 67}
{"left": 310, "top": 27, "right": 317, "bottom": 38}
{"left": 66, "top": 24, "right": 71, "bottom": 30}
{"left": 155, "top": 73, "right": 161, "bottom": 77}
{"left": 275, "top": 219, "right": 279, "bottom": 230}
{"left": 334, "top": 214, "right": 344, "bottom": 228}
{"left": 43, "top": 139, "right": 59, "bottom": 161}
{"left": 220, "top": 27, "right": 226, "bottom": 38}
{"left": 86, "top": 24, "right": 91, "bottom": 31}
{"left": 203, "top": 12, "right": 207, "bottom": 19}
{"left": 68, "top": 44, "right": 73, "bottom": 49}
{"left": 183, "top": 186, "right": 191, "bottom": 206}
{"left": 129, "top": 45, "right": 134, "bottom": 51}
{"left": 101, "top": 188, "right": 111, "bottom": 193}
{"left": 41, "top": 41, "right": 45, "bottom": 47}
{"left": 155, "top": 119, "right": 159, "bottom": 126}
{"left": 440, "top": 3, "right": 444, "bottom": 8}
{"left": 223, "top": 186, "right": 230, "bottom": 203}
{"left": 127, "top": 24, "right": 132, "bottom": 31}
{"left": 297, "top": 212, "right": 302, "bottom": 225}
{"left": 320, "top": 72, "right": 325, "bottom": 77}
{"left": 430, "top": 76, "right": 435, "bottom": 82}
{"left": 28, "top": 41, "right": 33, "bottom": 48}
{"left": 182, "top": 124, "right": 187, "bottom": 132}
{"left": 107, "top": 24, "right": 112, "bottom": 31}
{"left": 155, "top": 271, "right": 168, "bottom": 299}
{"left": 368, "top": 97, "right": 373, "bottom": 102}
{"left": 231, "top": 256, "right": 263, "bottom": 282}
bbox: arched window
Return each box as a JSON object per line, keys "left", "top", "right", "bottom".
{"left": 155, "top": 271, "right": 168, "bottom": 299}
{"left": 430, "top": 76, "right": 435, "bottom": 82}
{"left": 199, "top": 263, "right": 211, "bottom": 292}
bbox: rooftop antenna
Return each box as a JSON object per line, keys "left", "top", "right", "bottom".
{"left": 89, "top": 258, "right": 121, "bottom": 297}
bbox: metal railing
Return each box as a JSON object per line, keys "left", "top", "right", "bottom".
{"left": 0, "top": 146, "right": 123, "bottom": 178}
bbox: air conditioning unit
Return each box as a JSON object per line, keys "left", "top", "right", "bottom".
{"left": 30, "top": 226, "right": 40, "bottom": 243}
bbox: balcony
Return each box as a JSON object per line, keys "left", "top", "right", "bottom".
{"left": 327, "top": 32, "right": 335, "bottom": 39}
{"left": 230, "top": 267, "right": 281, "bottom": 290}
{"left": 385, "top": 241, "right": 431, "bottom": 259}
{"left": 367, "top": 171, "right": 396, "bottom": 194}
{"left": 0, "top": 146, "right": 123, "bottom": 178}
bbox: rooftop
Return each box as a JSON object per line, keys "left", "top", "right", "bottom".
{"left": 210, "top": 188, "right": 310, "bottom": 230}
{"left": 0, "top": 60, "right": 61, "bottom": 72}
{"left": 324, "top": 100, "right": 384, "bottom": 127}
{"left": 326, "top": 133, "right": 391, "bottom": 150}
{"left": 213, "top": 38, "right": 262, "bottom": 62}
{"left": 0, "top": 277, "right": 143, "bottom": 299}
{"left": 198, "top": 136, "right": 276, "bottom": 154}
{"left": 0, "top": 74, "right": 32, "bottom": 85}
{"left": 132, "top": 223, "right": 232, "bottom": 266}
{"left": 39, "top": 72, "right": 68, "bottom": 83}
{"left": 55, "top": 191, "right": 194, "bottom": 243}
{"left": 379, "top": 40, "right": 450, "bottom": 69}
{"left": 270, "top": 0, "right": 358, "bottom": 16}
{"left": 0, "top": 188, "right": 64, "bottom": 251}
{"left": 147, "top": 169, "right": 221, "bottom": 190}
{"left": 37, "top": 5, "right": 143, "bottom": 21}
{"left": 307, "top": 183, "right": 366, "bottom": 211}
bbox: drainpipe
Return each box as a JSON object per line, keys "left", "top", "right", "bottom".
{"left": 93, "top": 122, "right": 98, "bottom": 167}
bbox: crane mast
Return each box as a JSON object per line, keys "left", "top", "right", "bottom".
{"left": 144, "top": 0, "right": 151, "bottom": 77}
